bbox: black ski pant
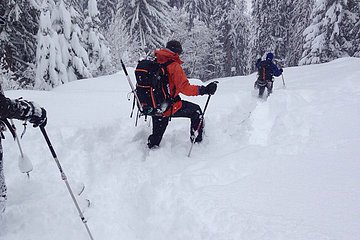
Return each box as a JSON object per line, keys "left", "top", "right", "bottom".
{"left": 258, "top": 80, "right": 273, "bottom": 97}
{"left": 148, "top": 100, "right": 203, "bottom": 148}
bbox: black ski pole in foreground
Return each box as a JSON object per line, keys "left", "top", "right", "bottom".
{"left": 188, "top": 81, "right": 217, "bottom": 157}
{"left": 40, "top": 126, "right": 94, "bottom": 240}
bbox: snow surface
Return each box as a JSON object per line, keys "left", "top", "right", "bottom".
{"left": 1, "top": 57, "right": 360, "bottom": 240}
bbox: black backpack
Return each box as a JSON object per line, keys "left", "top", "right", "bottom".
{"left": 134, "top": 58, "right": 174, "bottom": 116}
{"left": 257, "top": 60, "right": 273, "bottom": 82}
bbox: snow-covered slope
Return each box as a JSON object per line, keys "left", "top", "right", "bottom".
{"left": 1, "top": 57, "right": 359, "bottom": 240}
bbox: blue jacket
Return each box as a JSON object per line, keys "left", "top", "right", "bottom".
{"left": 256, "top": 59, "right": 282, "bottom": 80}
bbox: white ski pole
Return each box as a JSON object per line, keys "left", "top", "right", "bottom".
{"left": 12, "top": 120, "right": 33, "bottom": 177}
{"left": 3, "top": 119, "right": 33, "bottom": 177}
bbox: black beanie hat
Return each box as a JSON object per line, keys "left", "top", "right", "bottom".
{"left": 166, "top": 40, "right": 183, "bottom": 54}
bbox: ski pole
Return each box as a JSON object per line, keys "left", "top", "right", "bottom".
{"left": 281, "top": 73, "right": 286, "bottom": 87}
{"left": 187, "top": 85, "right": 215, "bottom": 158}
{"left": 39, "top": 126, "right": 94, "bottom": 240}
{"left": 120, "top": 59, "right": 143, "bottom": 112}
{"left": 11, "top": 119, "right": 33, "bottom": 177}
{"left": 2, "top": 119, "right": 33, "bottom": 177}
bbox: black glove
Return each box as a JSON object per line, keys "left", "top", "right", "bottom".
{"left": 280, "top": 68, "right": 283, "bottom": 73}
{"left": 199, "top": 82, "right": 217, "bottom": 95}
{"left": 28, "top": 107, "right": 47, "bottom": 128}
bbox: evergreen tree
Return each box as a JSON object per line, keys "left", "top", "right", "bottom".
{"left": 300, "top": 0, "right": 360, "bottom": 65}
{"left": 169, "top": 9, "right": 224, "bottom": 80}
{"left": 0, "top": 52, "right": 18, "bottom": 90}
{"left": 286, "top": 0, "right": 314, "bottom": 66}
{"left": 210, "top": 0, "right": 235, "bottom": 76}
{"left": 183, "top": 0, "right": 212, "bottom": 29}
{"left": 118, "top": 0, "right": 172, "bottom": 49}
{"left": 35, "top": 0, "right": 68, "bottom": 89}
{"left": 83, "top": 0, "right": 112, "bottom": 76}
{"left": 35, "top": 0, "right": 92, "bottom": 89}
{"left": 106, "top": 13, "right": 142, "bottom": 69}
{"left": 352, "top": 1, "right": 360, "bottom": 57}
{"left": 228, "top": 0, "right": 251, "bottom": 75}
{"left": 210, "top": 0, "right": 250, "bottom": 76}
{"left": 251, "top": 0, "right": 290, "bottom": 66}
{"left": 0, "top": 0, "right": 40, "bottom": 88}
{"left": 341, "top": 0, "right": 360, "bottom": 57}
{"left": 97, "top": 0, "right": 118, "bottom": 31}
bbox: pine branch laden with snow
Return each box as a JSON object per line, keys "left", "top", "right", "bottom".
{"left": 105, "top": 14, "right": 142, "bottom": 69}
{"left": 83, "top": 0, "right": 112, "bottom": 77}
{"left": 35, "top": 0, "right": 98, "bottom": 89}
{"left": 35, "top": 6, "right": 68, "bottom": 90}
{"left": 119, "top": 0, "right": 172, "bottom": 49}
{"left": 300, "top": 0, "right": 359, "bottom": 65}
{"left": 0, "top": 54, "right": 19, "bottom": 90}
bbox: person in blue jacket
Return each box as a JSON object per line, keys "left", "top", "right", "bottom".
{"left": 254, "top": 52, "right": 283, "bottom": 98}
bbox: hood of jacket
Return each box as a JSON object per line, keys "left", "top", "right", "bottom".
{"left": 154, "top": 48, "right": 184, "bottom": 64}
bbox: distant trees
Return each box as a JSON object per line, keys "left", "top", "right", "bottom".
{"left": 300, "top": 0, "right": 360, "bottom": 65}
{"left": 1, "top": 0, "right": 359, "bottom": 89}
{"left": 118, "top": 0, "right": 172, "bottom": 49}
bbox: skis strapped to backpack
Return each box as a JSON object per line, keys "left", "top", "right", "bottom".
{"left": 133, "top": 57, "right": 175, "bottom": 117}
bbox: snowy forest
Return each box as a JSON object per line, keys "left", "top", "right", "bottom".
{"left": 0, "top": 0, "right": 359, "bottom": 90}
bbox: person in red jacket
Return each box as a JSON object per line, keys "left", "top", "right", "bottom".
{"left": 147, "top": 40, "right": 217, "bottom": 149}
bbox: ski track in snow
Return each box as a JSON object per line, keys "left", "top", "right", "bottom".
{"left": 1, "top": 57, "right": 360, "bottom": 240}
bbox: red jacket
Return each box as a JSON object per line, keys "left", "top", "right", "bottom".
{"left": 154, "top": 48, "right": 200, "bottom": 116}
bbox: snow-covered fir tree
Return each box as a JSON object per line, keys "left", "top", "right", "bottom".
{"left": 227, "top": 0, "right": 251, "bottom": 75}
{"left": 83, "top": 0, "right": 112, "bottom": 76}
{"left": 0, "top": 0, "right": 39, "bottom": 88}
{"left": 183, "top": 0, "right": 212, "bottom": 29}
{"left": 0, "top": 52, "right": 18, "bottom": 90}
{"left": 97, "top": 0, "right": 118, "bottom": 31}
{"left": 210, "top": 0, "right": 250, "bottom": 76}
{"left": 249, "top": 0, "right": 276, "bottom": 68}
{"left": 118, "top": 0, "right": 172, "bottom": 49}
{"left": 351, "top": 1, "right": 360, "bottom": 57}
{"left": 35, "top": 0, "right": 92, "bottom": 89}
{"left": 169, "top": 9, "right": 224, "bottom": 81}
{"left": 250, "top": 0, "right": 290, "bottom": 67}
{"left": 105, "top": 12, "right": 142, "bottom": 69}
{"left": 286, "top": 0, "right": 314, "bottom": 66}
{"left": 338, "top": 0, "right": 360, "bottom": 57}
{"left": 300, "top": 0, "right": 360, "bottom": 65}
{"left": 35, "top": 0, "right": 68, "bottom": 89}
